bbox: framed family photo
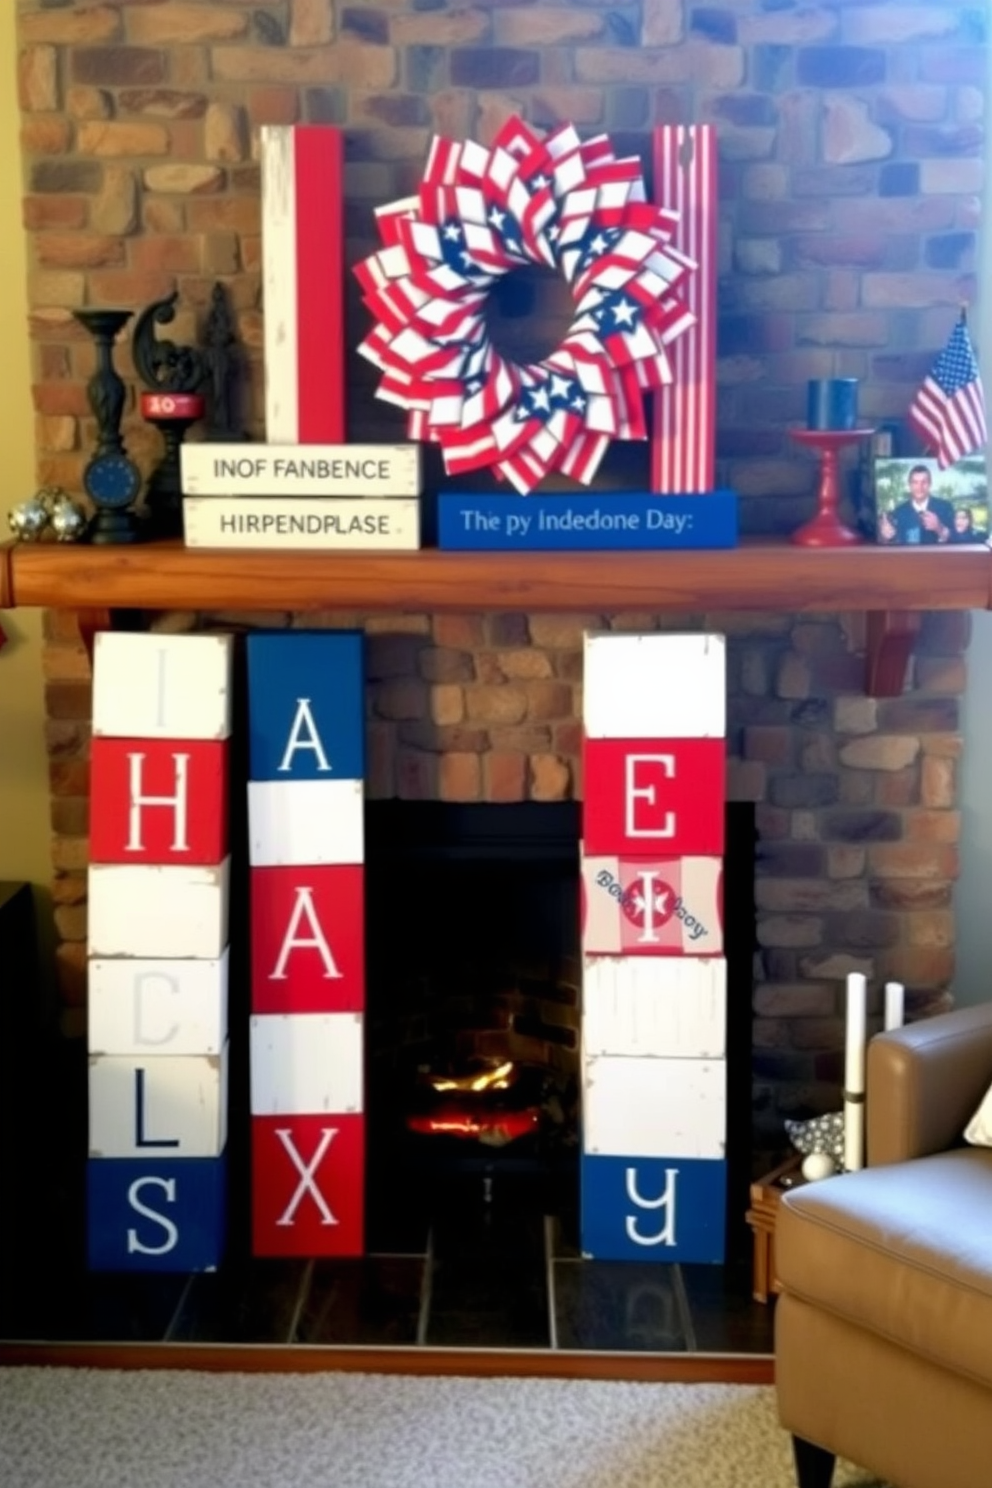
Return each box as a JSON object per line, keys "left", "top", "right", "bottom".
{"left": 872, "top": 456, "right": 989, "bottom": 546}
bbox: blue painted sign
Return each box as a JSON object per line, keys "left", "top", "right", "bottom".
{"left": 246, "top": 632, "right": 365, "bottom": 781}
{"left": 581, "top": 1154, "right": 727, "bottom": 1264}
{"left": 88, "top": 1156, "right": 226, "bottom": 1272}
{"left": 437, "top": 491, "right": 738, "bottom": 551}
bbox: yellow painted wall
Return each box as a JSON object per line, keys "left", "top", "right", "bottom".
{"left": 0, "top": 7, "right": 51, "bottom": 890}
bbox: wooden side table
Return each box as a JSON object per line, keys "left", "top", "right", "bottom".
{"left": 746, "top": 1154, "right": 806, "bottom": 1303}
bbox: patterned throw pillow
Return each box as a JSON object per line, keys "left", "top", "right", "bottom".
{"left": 964, "top": 1084, "right": 992, "bottom": 1146}
{"left": 785, "top": 1110, "right": 845, "bottom": 1160}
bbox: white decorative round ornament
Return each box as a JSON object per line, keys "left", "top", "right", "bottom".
{"left": 355, "top": 117, "right": 697, "bottom": 494}
{"left": 802, "top": 1152, "right": 837, "bottom": 1182}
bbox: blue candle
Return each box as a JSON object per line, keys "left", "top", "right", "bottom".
{"left": 807, "top": 378, "right": 859, "bottom": 431}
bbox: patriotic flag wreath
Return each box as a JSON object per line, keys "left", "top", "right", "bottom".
{"left": 354, "top": 118, "right": 698, "bottom": 494}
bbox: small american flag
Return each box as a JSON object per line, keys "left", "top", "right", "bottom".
{"left": 909, "top": 314, "right": 988, "bottom": 469}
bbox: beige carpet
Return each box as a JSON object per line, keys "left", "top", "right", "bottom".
{"left": 0, "top": 1368, "right": 887, "bottom": 1488}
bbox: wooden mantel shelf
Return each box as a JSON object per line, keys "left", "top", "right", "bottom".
{"left": 3, "top": 538, "right": 990, "bottom": 696}
{"left": 3, "top": 538, "right": 990, "bottom": 615}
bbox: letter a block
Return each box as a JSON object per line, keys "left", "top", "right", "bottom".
{"left": 246, "top": 632, "right": 363, "bottom": 782}
{"left": 580, "top": 1155, "right": 726, "bottom": 1263}
{"left": 252, "top": 1113, "right": 363, "bottom": 1257}
{"left": 88, "top": 1156, "right": 226, "bottom": 1272}
{"left": 89, "top": 738, "right": 229, "bottom": 866}
{"left": 583, "top": 738, "right": 725, "bottom": 856}
{"left": 252, "top": 866, "right": 364, "bottom": 1013}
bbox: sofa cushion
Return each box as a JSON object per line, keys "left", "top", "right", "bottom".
{"left": 777, "top": 1146, "right": 992, "bottom": 1393}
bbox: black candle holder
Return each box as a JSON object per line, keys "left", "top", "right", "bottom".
{"left": 132, "top": 291, "right": 208, "bottom": 538}
{"left": 72, "top": 308, "right": 143, "bottom": 545}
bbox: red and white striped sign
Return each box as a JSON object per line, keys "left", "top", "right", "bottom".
{"left": 262, "top": 125, "right": 345, "bottom": 444}
{"left": 651, "top": 126, "right": 717, "bottom": 494}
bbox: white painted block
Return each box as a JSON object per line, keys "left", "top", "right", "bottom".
{"left": 93, "top": 633, "right": 233, "bottom": 740}
{"left": 582, "top": 1054, "right": 726, "bottom": 1159}
{"left": 88, "top": 951, "right": 229, "bottom": 1057}
{"left": 583, "top": 957, "right": 726, "bottom": 1059}
{"left": 88, "top": 860, "right": 230, "bottom": 959}
{"left": 248, "top": 779, "right": 364, "bottom": 867}
{"left": 250, "top": 1013, "right": 363, "bottom": 1116}
{"left": 583, "top": 634, "right": 725, "bottom": 739}
{"left": 262, "top": 125, "right": 300, "bottom": 444}
{"left": 89, "top": 1044, "right": 229, "bottom": 1158}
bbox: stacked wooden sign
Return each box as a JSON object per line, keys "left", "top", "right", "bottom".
{"left": 247, "top": 633, "right": 366, "bottom": 1256}
{"left": 87, "top": 634, "right": 233, "bottom": 1271}
{"left": 180, "top": 124, "right": 421, "bottom": 551}
{"left": 580, "top": 634, "right": 728, "bottom": 1263}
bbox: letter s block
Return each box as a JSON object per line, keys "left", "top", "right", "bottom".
{"left": 580, "top": 1155, "right": 726, "bottom": 1263}
{"left": 89, "top": 738, "right": 228, "bottom": 866}
{"left": 87, "top": 1156, "right": 226, "bottom": 1272}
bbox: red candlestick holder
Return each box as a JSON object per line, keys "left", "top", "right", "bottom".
{"left": 789, "top": 427, "right": 874, "bottom": 547}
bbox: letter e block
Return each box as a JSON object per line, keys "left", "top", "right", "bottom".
{"left": 89, "top": 738, "right": 228, "bottom": 866}
{"left": 247, "top": 632, "right": 364, "bottom": 782}
{"left": 89, "top": 1046, "right": 229, "bottom": 1158}
{"left": 252, "top": 865, "right": 363, "bottom": 1013}
{"left": 88, "top": 952, "right": 228, "bottom": 1057}
{"left": 88, "top": 860, "right": 230, "bottom": 958}
{"left": 250, "top": 1012, "right": 363, "bottom": 1116}
{"left": 93, "top": 633, "right": 232, "bottom": 741}
{"left": 88, "top": 1156, "right": 226, "bottom": 1271}
{"left": 252, "top": 1113, "right": 363, "bottom": 1257}
{"left": 583, "top": 1054, "right": 725, "bottom": 1160}
{"left": 583, "top": 739, "right": 725, "bottom": 856}
{"left": 580, "top": 1155, "right": 726, "bottom": 1263}
{"left": 583, "top": 634, "right": 725, "bottom": 739}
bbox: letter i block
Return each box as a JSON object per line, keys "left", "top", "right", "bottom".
{"left": 581, "top": 1155, "right": 726, "bottom": 1263}
{"left": 92, "top": 633, "right": 233, "bottom": 741}
{"left": 89, "top": 738, "right": 229, "bottom": 866}
{"left": 88, "top": 1156, "right": 226, "bottom": 1272}
{"left": 246, "top": 631, "right": 364, "bottom": 783}
{"left": 582, "top": 738, "right": 725, "bottom": 856}
{"left": 252, "top": 1113, "right": 364, "bottom": 1256}
{"left": 583, "top": 634, "right": 725, "bottom": 741}
{"left": 252, "top": 866, "right": 364, "bottom": 1013}
{"left": 581, "top": 854, "right": 723, "bottom": 956}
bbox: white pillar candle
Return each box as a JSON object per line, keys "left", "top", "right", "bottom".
{"left": 884, "top": 981, "right": 905, "bottom": 1032}
{"left": 844, "top": 973, "right": 867, "bottom": 1172}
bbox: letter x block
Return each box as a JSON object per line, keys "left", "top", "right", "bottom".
{"left": 252, "top": 1113, "right": 363, "bottom": 1257}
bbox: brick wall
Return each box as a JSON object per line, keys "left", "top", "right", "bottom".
{"left": 16, "top": 1, "right": 984, "bottom": 1153}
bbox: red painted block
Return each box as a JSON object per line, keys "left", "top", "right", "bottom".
{"left": 89, "top": 737, "right": 228, "bottom": 866}
{"left": 252, "top": 1112, "right": 363, "bottom": 1257}
{"left": 583, "top": 738, "right": 725, "bottom": 857}
{"left": 251, "top": 864, "right": 364, "bottom": 1014}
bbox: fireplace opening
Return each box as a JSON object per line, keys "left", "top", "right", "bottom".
{"left": 363, "top": 801, "right": 756, "bottom": 1260}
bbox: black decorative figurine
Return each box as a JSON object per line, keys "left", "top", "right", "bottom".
{"left": 203, "top": 282, "right": 248, "bottom": 443}
{"left": 73, "top": 308, "right": 143, "bottom": 545}
{"left": 132, "top": 291, "right": 207, "bottom": 538}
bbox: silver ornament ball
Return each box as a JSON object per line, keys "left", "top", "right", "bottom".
{"left": 49, "top": 498, "right": 90, "bottom": 543}
{"left": 8, "top": 498, "right": 50, "bottom": 541}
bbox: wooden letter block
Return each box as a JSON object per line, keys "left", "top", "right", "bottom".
{"left": 89, "top": 738, "right": 228, "bottom": 866}
{"left": 581, "top": 1155, "right": 726, "bottom": 1263}
{"left": 583, "top": 1054, "right": 726, "bottom": 1160}
{"left": 250, "top": 1012, "right": 363, "bottom": 1116}
{"left": 251, "top": 865, "right": 363, "bottom": 1014}
{"left": 252, "top": 1112, "right": 363, "bottom": 1257}
{"left": 583, "top": 739, "right": 725, "bottom": 856}
{"left": 88, "top": 952, "right": 229, "bottom": 1057}
{"left": 246, "top": 631, "right": 364, "bottom": 783}
{"left": 93, "top": 633, "right": 232, "bottom": 741}
{"left": 583, "top": 957, "right": 727, "bottom": 1059}
{"left": 88, "top": 1156, "right": 226, "bottom": 1272}
{"left": 583, "top": 634, "right": 725, "bottom": 740}
{"left": 248, "top": 779, "right": 363, "bottom": 867}
{"left": 89, "top": 1046, "right": 229, "bottom": 1159}
{"left": 88, "top": 860, "right": 230, "bottom": 959}
{"left": 581, "top": 854, "right": 723, "bottom": 955}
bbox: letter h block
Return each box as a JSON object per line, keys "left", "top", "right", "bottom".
{"left": 580, "top": 633, "right": 728, "bottom": 1265}
{"left": 87, "top": 633, "right": 233, "bottom": 1273}
{"left": 246, "top": 632, "right": 366, "bottom": 1256}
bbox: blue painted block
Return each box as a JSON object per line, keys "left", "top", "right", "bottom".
{"left": 580, "top": 1154, "right": 726, "bottom": 1264}
{"left": 437, "top": 491, "right": 738, "bottom": 551}
{"left": 87, "top": 1156, "right": 226, "bottom": 1272}
{"left": 246, "top": 632, "right": 364, "bottom": 782}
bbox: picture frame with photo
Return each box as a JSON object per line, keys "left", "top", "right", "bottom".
{"left": 872, "top": 456, "right": 989, "bottom": 546}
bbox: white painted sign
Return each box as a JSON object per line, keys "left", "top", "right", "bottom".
{"left": 584, "top": 633, "right": 726, "bottom": 738}
{"left": 88, "top": 860, "right": 230, "bottom": 959}
{"left": 92, "top": 633, "right": 233, "bottom": 741}
{"left": 583, "top": 1054, "right": 726, "bottom": 1160}
{"left": 88, "top": 952, "right": 229, "bottom": 1057}
{"left": 181, "top": 443, "right": 421, "bottom": 497}
{"left": 248, "top": 779, "right": 364, "bottom": 867}
{"left": 582, "top": 957, "right": 727, "bottom": 1060}
{"left": 183, "top": 497, "right": 420, "bottom": 551}
{"left": 89, "top": 1045, "right": 229, "bottom": 1158}
{"left": 250, "top": 1013, "right": 364, "bottom": 1116}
